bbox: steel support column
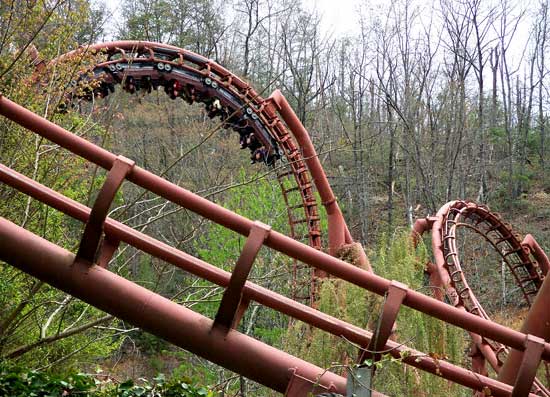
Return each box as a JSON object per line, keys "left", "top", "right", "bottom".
{"left": 268, "top": 90, "right": 352, "bottom": 255}
{"left": 499, "top": 269, "right": 550, "bottom": 385}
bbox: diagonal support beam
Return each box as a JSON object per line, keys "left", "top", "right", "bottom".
{"left": 358, "top": 281, "right": 408, "bottom": 365}
{"left": 500, "top": 257, "right": 550, "bottom": 386}
{"left": 511, "top": 334, "right": 545, "bottom": 397}
{"left": 96, "top": 235, "right": 121, "bottom": 268}
{"left": 522, "top": 234, "right": 550, "bottom": 276}
{"left": 76, "top": 155, "right": 134, "bottom": 264}
{"left": 3, "top": 94, "right": 550, "bottom": 365}
{"left": 213, "top": 221, "right": 271, "bottom": 331}
{"left": 0, "top": 216, "right": 346, "bottom": 395}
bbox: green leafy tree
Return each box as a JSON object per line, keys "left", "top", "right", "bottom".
{"left": 0, "top": 0, "right": 123, "bottom": 371}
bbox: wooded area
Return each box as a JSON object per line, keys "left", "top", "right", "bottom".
{"left": 1, "top": 0, "right": 550, "bottom": 395}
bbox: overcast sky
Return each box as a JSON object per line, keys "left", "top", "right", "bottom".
{"left": 303, "top": 0, "right": 363, "bottom": 37}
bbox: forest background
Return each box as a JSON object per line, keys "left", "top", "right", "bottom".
{"left": 1, "top": 0, "right": 550, "bottom": 395}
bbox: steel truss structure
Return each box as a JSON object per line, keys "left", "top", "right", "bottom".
{"left": 1, "top": 41, "right": 550, "bottom": 396}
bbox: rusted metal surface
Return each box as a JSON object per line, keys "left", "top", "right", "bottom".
{"left": 440, "top": 201, "right": 542, "bottom": 309}
{"left": 414, "top": 201, "right": 550, "bottom": 395}
{"left": 435, "top": 201, "right": 548, "bottom": 397}
{"left": 1, "top": 41, "right": 550, "bottom": 395}
{"left": 522, "top": 234, "right": 550, "bottom": 276}
{"left": 509, "top": 335, "right": 546, "bottom": 397}
{"left": 0, "top": 160, "right": 540, "bottom": 396}
{"left": 76, "top": 155, "right": 134, "bottom": 263}
{"left": 52, "top": 41, "right": 331, "bottom": 303}
{"left": 0, "top": 217, "right": 345, "bottom": 395}
{"left": 268, "top": 90, "right": 352, "bottom": 255}
{"left": 0, "top": 111, "right": 546, "bottom": 397}
{"left": 358, "top": 280, "right": 407, "bottom": 365}
{"left": 500, "top": 259, "right": 550, "bottom": 387}
{"left": 56, "top": 41, "right": 323, "bottom": 250}
{"left": 213, "top": 221, "right": 271, "bottom": 331}
{"left": 96, "top": 235, "right": 120, "bottom": 268}
{"left": 268, "top": 89, "right": 358, "bottom": 301}
{"left": 0, "top": 108, "right": 546, "bottom": 359}
{"left": 0, "top": 214, "right": 540, "bottom": 397}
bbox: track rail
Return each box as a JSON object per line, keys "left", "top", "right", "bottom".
{"left": 441, "top": 201, "right": 542, "bottom": 313}
{"left": 1, "top": 94, "right": 548, "bottom": 396}
{"left": 55, "top": 41, "right": 323, "bottom": 301}
{"left": 1, "top": 42, "right": 549, "bottom": 396}
{"left": 415, "top": 200, "right": 550, "bottom": 395}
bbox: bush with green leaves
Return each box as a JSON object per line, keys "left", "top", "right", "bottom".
{"left": 0, "top": 364, "right": 214, "bottom": 397}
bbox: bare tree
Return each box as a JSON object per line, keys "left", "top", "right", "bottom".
{"left": 534, "top": 0, "right": 549, "bottom": 169}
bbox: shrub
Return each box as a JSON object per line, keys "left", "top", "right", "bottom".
{"left": 0, "top": 363, "right": 214, "bottom": 397}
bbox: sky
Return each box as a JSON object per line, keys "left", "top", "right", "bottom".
{"left": 303, "top": 0, "right": 363, "bottom": 37}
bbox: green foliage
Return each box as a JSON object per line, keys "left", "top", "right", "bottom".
{"left": 103, "top": 374, "right": 214, "bottom": 397}
{"left": 0, "top": 364, "right": 214, "bottom": 397}
{"left": 285, "top": 279, "right": 370, "bottom": 371}
{"left": 195, "top": 168, "right": 290, "bottom": 268}
{"left": 119, "top": 0, "right": 224, "bottom": 58}
{"left": 253, "top": 327, "right": 286, "bottom": 346}
{"left": 0, "top": 364, "right": 95, "bottom": 397}
{"left": 0, "top": 0, "right": 120, "bottom": 371}
{"left": 127, "top": 330, "right": 169, "bottom": 356}
{"left": 193, "top": 168, "right": 293, "bottom": 320}
{"left": 286, "top": 230, "right": 468, "bottom": 396}
{"left": 165, "top": 351, "right": 219, "bottom": 386}
{"left": 368, "top": 231, "right": 468, "bottom": 396}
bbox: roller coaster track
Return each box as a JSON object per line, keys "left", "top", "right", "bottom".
{"left": 53, "top": 41, "right": 341, "bottom": 302}
{"left": 1, "top": 41, "right": 550, "bottom": 396}
{"left": 414, "top": 201, "right": 550, "bottom": 396}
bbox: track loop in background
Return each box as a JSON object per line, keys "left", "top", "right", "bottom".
{"left": 56, "top": 41, "right": 323, "bottom": 302}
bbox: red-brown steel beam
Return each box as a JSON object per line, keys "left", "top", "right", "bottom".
{"left": 497, "top": 234, "right": 550, "bottom": 386}
{"left": 1, "top": 95, "right": 550, "bottom": 377}
{"left": 0, "top": 217, "right": 347, "bottom": 395}
{"left": 0, "top": 163, "right": 541, "bottom": 396}
{"left": 499, "top": 262, "right": 550, "bottom": 386}
{"left": 522, "top": 234, "right": 550, "bottom": 276}
{"left": 213, "top": 221, "right": 271, "bottom": 330}
{"left": 428, "top": 205, "right": 504, "bottom": 374}
{"left": 76, "top": 155, "right": 134, "bottom": 263}
{"left": 0, "top": 213, "right": 539, "bottom": 397}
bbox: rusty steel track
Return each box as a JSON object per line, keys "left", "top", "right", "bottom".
{"left": 441, "top": 201, "right": 548, "bottom": 395}
{"left": 441, "top": 201, "right": 543, "bottom": 313}
{"left": 415, "top": 200, "right": 550, "bottom": 396}
{"left": 1, "top": 90, "right": 548, "bottom": 397}
{"left": 54, "top": 41, "right": 324, "bottom": 301}
{"left": 1, "top": 41, "right": 550, "bottom": 396}
{"left": 59, "top": 42, "right": 321, "bottom": 246}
